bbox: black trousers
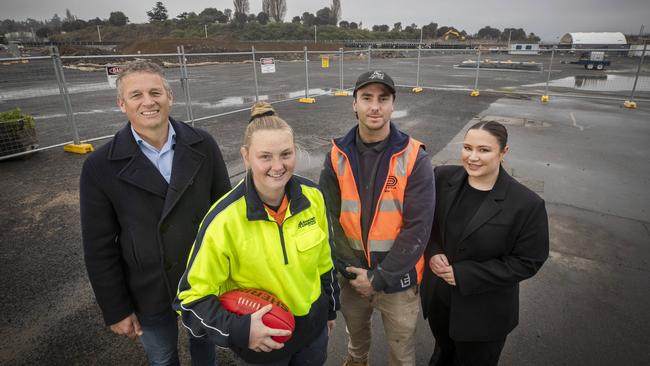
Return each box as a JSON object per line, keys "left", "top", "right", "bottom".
{"left": 427, "top": 296, "right": 506, "bottom": 366}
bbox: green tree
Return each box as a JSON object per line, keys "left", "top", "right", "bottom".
{"left": 147, "top": 1, "right": 169, "bottom": 22}
{"left": 35, "top": 27, "right": 51, "bottom": 38}
{"left": 257, "top": 12, "right": 270, "bottom": 25}
{"left": 372, "top": 24, "right": 389, "bottom": 32}
{"left": 330, "top": 0, "right": 341, "bottom": 25}
{"left": 422, "top": 22, "right": 437, "bottom": 39}
{"left": 50, "top": 14, "right": 62, "bottom": 31}
{"left": 108, "top": 11, "right": 129, "bottom": 26}
{"left": 292, "top": 16, "right": 301, "bottom": 23}
{"left": 301, "top": 12, "right": 316, "bottom": 26}
{"left": 393, "top": 22, "right": 402, "bottom": 32}
{"left": 339, "top": 20, "right": 349, "bottom": 29}
{"left": 349, "top": 21, "right": 358, "bottom": 30}
{"left": 64, "top": 9, "right": 76, "bottom": 22}
{"left": 477, "top": 25, "right": 501, "bottom": 39}
{"left": 315, "top": 7, "right": 331, "bottom": 25}
{"left": 233, "top": 0, "right": 249, "bottom": 15}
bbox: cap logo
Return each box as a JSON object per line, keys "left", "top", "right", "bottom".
{"left": 369, "top": 70, "right": 385, "bottom": 80}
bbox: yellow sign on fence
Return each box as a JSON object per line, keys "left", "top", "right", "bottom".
{"left": 321, "top": 56, "right": 329, "bottom": 68}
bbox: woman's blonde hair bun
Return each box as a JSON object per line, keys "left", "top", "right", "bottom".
{"left": 250, "top": 102, "right": 277, "bottom": 122}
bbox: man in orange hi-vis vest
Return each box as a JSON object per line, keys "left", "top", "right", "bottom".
{"left": 319, "top": 70, "right": 435, "bottom": 366}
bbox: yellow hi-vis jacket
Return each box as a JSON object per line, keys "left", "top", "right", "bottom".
{"left": 173, "top": 174, "right": 339, "bottom": 363}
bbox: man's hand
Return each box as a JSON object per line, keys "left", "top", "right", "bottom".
{"left": 429, "top": 254, "right": 456, "bottom": 286}
{"left": 110, "top": 313, "right": 143, "bottom": 340}
{"left": 327, "top": 320, "right": 336, "bottom": 336}
{"left": 248, "top": 304, "right": 292, "bottom": 352}
{"left": 346, "top": 266, "right": 376, "bottom": 297}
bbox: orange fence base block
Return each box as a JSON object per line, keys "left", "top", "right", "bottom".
{"left": 540, "top": 95, "right": 550, "bottom": 103}
{"left": 299, "top": 97, "right": 316, "bottom": 104}
{"left": 334, "top": 91, "right": 349, "bottom": 96}
{"left": 470, "top": 90, "right": 480, "bottom": 97}
{"left": 623, "top": 100, "right": 637, "bottom": 109}
{"left": 412, "top": 87, "right": 423, "bottom": 93}
{"left": 64, "top": 143, "right": 94, "bottom": 154}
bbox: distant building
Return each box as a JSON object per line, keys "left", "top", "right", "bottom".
{"left": 559, "top": 32, "right": 627, "bottom": 50}
{"left": 628, "top": 44, "right": 650, "bottom": 57}
{"left": 508, "top": 43, "right": 540, "bottom": 55}
{"left": 3, "top": 31, "right": 36, "bottom": 42}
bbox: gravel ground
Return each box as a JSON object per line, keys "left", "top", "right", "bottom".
{"left": 0, "top": 89, "right": 498, "bottom": 365}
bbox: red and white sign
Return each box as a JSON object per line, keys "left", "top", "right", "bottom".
{"left": 260, "top": 58, "right": 276, "bottom": 74}
{"left": 106, "top": 65, "right": 123, "bottom": 88}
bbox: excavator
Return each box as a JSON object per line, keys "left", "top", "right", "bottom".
{"left": 442, "top": 29, "right": 466, "bottom": 41}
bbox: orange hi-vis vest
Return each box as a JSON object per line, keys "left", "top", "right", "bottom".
{"left": 331, "top": 137, "right": 426, "bottom": 284}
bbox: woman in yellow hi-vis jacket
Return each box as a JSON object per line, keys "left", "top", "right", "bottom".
{"left": 174, "top": 103, "right": 340, "bottom": 365}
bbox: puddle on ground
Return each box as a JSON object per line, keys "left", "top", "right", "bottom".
{"left": 392, "top": 110, "right": 408, "bottom": 119}
{"left": 526, "top": 74, "right": 650, "bottom": 91}
{"left": 192, "top": 88, "right": 333, "bottom": 109}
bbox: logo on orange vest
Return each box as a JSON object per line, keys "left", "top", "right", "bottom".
{"left": 384, "top": 176, "right": 398, "bottom": 191}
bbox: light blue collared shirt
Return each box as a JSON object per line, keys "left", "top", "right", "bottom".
{"left": 131, "top": 121, "right": 176, "bottom": 183}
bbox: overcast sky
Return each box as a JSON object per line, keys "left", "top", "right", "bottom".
{"left": 3, "top": 0, "right": 649, "bottom": 42}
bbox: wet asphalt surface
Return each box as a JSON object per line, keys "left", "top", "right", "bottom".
{"left": 1, "top": 52, "right": 650, "bottom": 365}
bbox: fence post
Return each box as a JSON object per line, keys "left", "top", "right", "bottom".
{"left": 251, "top": 46, "right": 260, "bottom": 102}
{"left": 541, "top": 46, "right": 556, "bottom": 103}
{"left": 367, "top": 46, "right": 372, "bottom": 70}
{"left": 299, "top": 46, "right": 315, "bottom": 103}
{"left": 51, "top": 46, "right": 92, "bottom": 153}
{"left": 413, "top": 45, "right": 423, "bottom": 93}
{"left": 335, "top": 47, "right": 348, "bottom": 96}
{"left": 624, "top": 40, "right": 647, "bottom": 109}
{"left": 177, "top": 45, "right": 194, "bottom": 126}
{"left": 340, "top": 48, "right": 344, "bottom": 91}
{"left": 470, "top": 48, "right": 481, "bottom": 97}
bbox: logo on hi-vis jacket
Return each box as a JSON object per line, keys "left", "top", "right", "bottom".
{"left": 298, "top": 217, "right": 316, "bottom": 229}
{"left": 384, "top": 176, "right": 398, "bottom": 192}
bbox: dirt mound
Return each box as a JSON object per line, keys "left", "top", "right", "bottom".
{"left": 116, "top": 36, "right": 343, "bottom": 55}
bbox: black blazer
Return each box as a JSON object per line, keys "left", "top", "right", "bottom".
{"left": 80, "top": 118, "right": 231, "bottom": 325}
{"left": 421, "top": 165, "right": 549, "bottom": 342}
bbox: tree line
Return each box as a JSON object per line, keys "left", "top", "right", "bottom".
{"left": 1, "top": 0, "right": 539, "bottom": 43}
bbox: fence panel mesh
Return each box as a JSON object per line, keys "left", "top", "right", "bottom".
{"left": 1, "top": 44, "right": 648, "bottom": 159}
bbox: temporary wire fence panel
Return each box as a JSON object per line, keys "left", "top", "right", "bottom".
{"left": 0, "top": 57, "right": 74, "bottom": 151}
{"left": 1, "top": 46, "right": 648, "bottom": 158}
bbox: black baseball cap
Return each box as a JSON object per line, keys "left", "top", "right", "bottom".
{"left": 353, "top": 70, "right": 396, "bottom": 96}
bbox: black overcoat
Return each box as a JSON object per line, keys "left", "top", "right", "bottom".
{"left": 421, "top": 165, "right": 549, "bottom": 341}
{"left": 80, "top": 118, "right": 231, "bottom": 325}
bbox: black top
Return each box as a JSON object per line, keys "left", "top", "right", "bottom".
{"left": 355, "top": 129, "right": 391, "bottom": 246}
{"left": 438, "top": 178, "right": 490, "bottom": 305}
{"left": 421, "top": 165, "right": 549, "bottom": 341}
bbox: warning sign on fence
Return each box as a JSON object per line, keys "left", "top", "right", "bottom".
{"left": 260, "top": 58, "right": 276, "bottom": 74}
{"left": 321, "top": 56, "right": 330, "bottom": 68}
{"left": 106, "top": 66, "right": 123, "bottom": 88}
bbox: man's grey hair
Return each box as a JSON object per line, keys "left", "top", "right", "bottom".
{"left": 116, "top": 60, "right": 172, "bottom": 100}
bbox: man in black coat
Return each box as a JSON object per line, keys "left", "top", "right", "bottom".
{"left": 80, "top": 61, "right": 231, "bottom": 365}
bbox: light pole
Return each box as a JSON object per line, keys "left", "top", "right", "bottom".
{"left": 420, "top": 27, "right": 423, "bottom": 45}
{"left": 204, "top": 24, "right": 208, "bottom": 38}
{"left": 97, "top": 25, "right": 102, "bottom": 42}
{"left": 314, "top": 25, "right": 317, "bottom": 43}
{"left": 507, "top": 29, "right": 512, "bottom": 50}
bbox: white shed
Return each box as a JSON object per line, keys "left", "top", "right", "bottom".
{"left": 508, "top": 43, "right": 540, "bottom": 55}
{"left": 559, "top": 32, "right": 627, "bottom": 50}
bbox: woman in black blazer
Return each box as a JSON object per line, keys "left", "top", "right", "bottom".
{"left": 421, "top": 121, "right": 549, "bottom": 366}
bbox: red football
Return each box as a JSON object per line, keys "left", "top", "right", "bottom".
{"left": 219, "top": 288, "right": 295, "bottom": 343}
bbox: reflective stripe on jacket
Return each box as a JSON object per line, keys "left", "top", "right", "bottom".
{"left": 331, "top": 137, "right": 426, "bottom": 283}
